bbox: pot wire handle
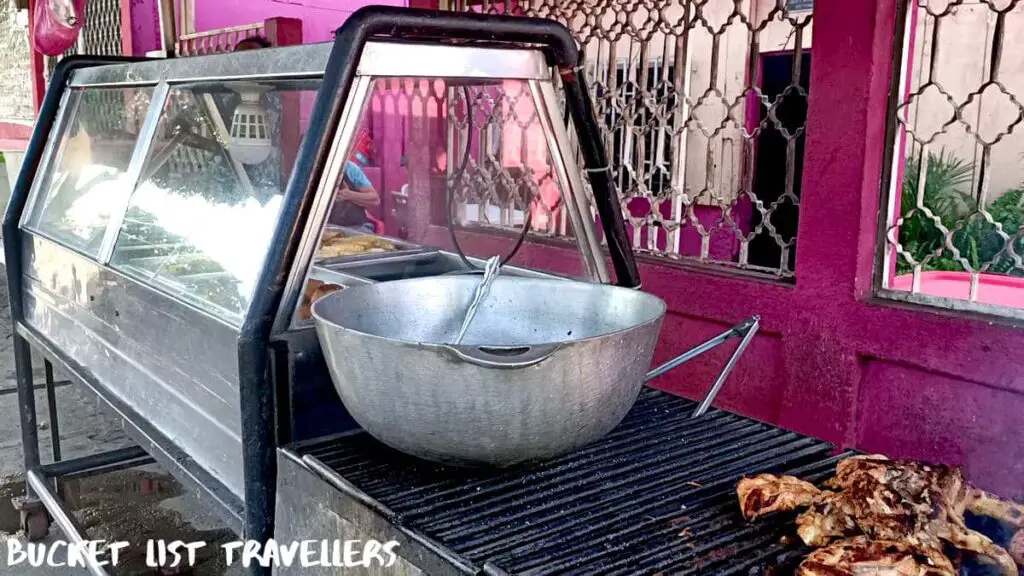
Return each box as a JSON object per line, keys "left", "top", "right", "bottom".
{"left": 453, "top": 255, "right": 501, "bottom": 345}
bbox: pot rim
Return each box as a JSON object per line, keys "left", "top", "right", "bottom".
{"left": 310, "top": 276, "right": 667, "bottom": 351}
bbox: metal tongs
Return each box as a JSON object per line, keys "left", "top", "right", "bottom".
{"left": 450, "top": 255, "right": 759, "bottom": 419}
{"left": 644, "top": 316, "right": 761, "bottom": 419}
{"left": 452, "top": 255, "right": 501, "bottom": 345}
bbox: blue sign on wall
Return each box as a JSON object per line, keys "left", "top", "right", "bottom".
{"left": 787, "top": 0, "right": 813, "bottom": 11}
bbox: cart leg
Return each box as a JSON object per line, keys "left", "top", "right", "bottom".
{"left": 12, "top": 336, "right": 50, "bottom": 540}
{"left": 13, "top": 335, "right": 40, "bottom": 479}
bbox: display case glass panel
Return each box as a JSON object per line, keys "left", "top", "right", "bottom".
{"left": 23, "top": 86, "right": 154, "bottom": 257}
{"left": 109, "top": 79, "right": 319, "bottom": 324}
{"left": 291, "top": 76, "right": 603, "bottom": 326}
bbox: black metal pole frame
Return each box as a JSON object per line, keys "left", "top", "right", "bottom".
{"left": 239, "top": 6, "right": 644, "bottom": 574}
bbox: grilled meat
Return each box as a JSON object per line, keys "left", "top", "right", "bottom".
{"left": 796, "top": 490, "right": 857, "bottom": 546}
{"left": 297, "top": 280, "right": 344, "bottom": 321}
{"left": 1011, "top": 530, "right": 1024, "bottom": 567}
{"left": 735, "top": 455, "right": 1023, "bottom": 576}
{"left": 967, "top": 491, "right": 1024, "bottom": 529}
{"left": 737, "top": 474, "right": 821, "bottom": 520}
{"left": 796, "top": 536, "right": 954, "bottom": 576}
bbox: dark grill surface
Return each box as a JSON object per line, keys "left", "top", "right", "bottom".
{"left": 297, "top": 388, "right": 853, "bottom": 575}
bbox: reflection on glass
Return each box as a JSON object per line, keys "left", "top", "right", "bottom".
{"left": 293, "top": 78, "right": 589, "bottom": 326}
{"left": 110, "top": 80, "right": 319, "bottom": 324}
{"left": 25, "top": 87, "right": 153, "bottom": 256}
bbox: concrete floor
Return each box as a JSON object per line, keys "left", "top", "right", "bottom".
{"left": 0, "top": 280, "right": 242, "bottom": 575}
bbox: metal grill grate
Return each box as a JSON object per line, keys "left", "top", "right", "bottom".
{"left": 298, "top": 388, "right": 851, "bottom": 575}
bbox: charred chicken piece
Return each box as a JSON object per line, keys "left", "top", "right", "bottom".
{"left": 737, "top": 474, "right": 821, "bottom": 520}
{"left": 932, "top": 517, "right": 1019, "bottom": 576}
{"left": 735, "top": 455, "right": 1024, "bottom": 576}
{"left": 796, "top": 537, "right": 954, "bottom": 576}
{"left": 1011, "top": 530, "right": 1024, "bottom": 567}
{"left": 796, "top": 490, "right": 857, "bottom": 547}
{"left": 967, "top": 490, "right": 1024, "bottom": 529}
{"left": 824, "top": 455, "right": 1018, "bottom": 575}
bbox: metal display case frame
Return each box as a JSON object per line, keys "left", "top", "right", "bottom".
{"left": 3, "top": 8, "right": 643, "bottom": 576}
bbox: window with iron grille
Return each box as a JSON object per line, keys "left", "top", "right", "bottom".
{"left": 596, "top": 58, "right": 678, "bottom": 200}
{"left": 444, "top": 0, "right": 813, "bottom": 280}
{"left": 879, "top": 0, "right": 1024, "bottom": 318}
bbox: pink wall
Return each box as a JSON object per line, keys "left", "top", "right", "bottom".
{"left": 193, "top": 0, "right": 406, "bottom": 44}
{"left": 641, "top": 0, "right": 1023, "bottom": 498}
{"left": 130, "top": 0, "right": 161, "bottom": 55}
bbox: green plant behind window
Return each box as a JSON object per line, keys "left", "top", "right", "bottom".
{"left": 897, "top": 149, "right": 1024, "bottom": 277}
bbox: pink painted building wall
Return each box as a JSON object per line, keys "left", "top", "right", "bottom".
{"left": 190, "top": 0, "right": 405, "bottom": 44}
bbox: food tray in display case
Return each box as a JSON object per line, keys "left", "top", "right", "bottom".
{"left": 313, "top": 224, "right": 428, "bottom": 267}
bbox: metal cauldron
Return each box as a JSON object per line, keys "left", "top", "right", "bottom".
{"left": 312, "top": 275, "right": 667, "bottom": 466}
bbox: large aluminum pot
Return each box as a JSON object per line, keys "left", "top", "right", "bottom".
{"left": 312, "top": 276, "right": 666, "bottom": 466}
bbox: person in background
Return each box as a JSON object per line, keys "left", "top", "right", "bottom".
{"left": 234, "top": 35, "right": 272, "bottom": 51}
{"left": 328, "top": 129, "right": 381, "bottom": 234}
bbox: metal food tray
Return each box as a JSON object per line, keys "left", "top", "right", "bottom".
{"left": 308, "top": 265, "right": 373, "bottom": 288}
{"left": 114, "top": 242, "right": 188, "bottom": 255}
{"left": 327, "top": 249, "right": 563, "bottom": 282}
{"left": 314, "top": 225, "right": 428, "bottom": 267}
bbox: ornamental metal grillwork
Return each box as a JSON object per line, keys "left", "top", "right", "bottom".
{"left": 881, "top": 0, "right": 1024, "bottom": 312}
{"left": 0, "top": 1, "right": 34, "bottom": 122}
{"left": 443, "top": 0, "right": 813, "bottom": 279}
{"left": 79, "top": 0, "right": 123, "bottom": 56}
{"left": 177, "top": 24, "right": 266, "bottom": 57}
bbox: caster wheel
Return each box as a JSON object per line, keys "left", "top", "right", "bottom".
{"left": 20, "top": 508, "right": 49, "bottom": 541}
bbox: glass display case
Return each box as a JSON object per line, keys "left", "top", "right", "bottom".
{"left": 21, "top": 77, "right": 320, "bottom": 325}
{"left": 23, "top": 86, "right": 153, "bottom": 258}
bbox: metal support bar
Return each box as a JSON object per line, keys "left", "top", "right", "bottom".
{"left": 39, "top": 446, "right": 152, "bottom": 479}
{"left": 13, "top": 335, "right": 39, "bottom": 497}
{"left": 49, "top": 455, "right": 157, "bottom": 482}
{"left": 643, "top": 316, "right": 760, "bottom": 418}
{"left": 26, "top": 470, "right": 110, "bottom": 576}
{"left": 44, "top": 360, "right": 61, "bottom": 463}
